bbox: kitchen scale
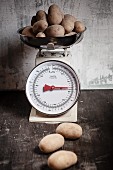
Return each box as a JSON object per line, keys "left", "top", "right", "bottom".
{"left": 18, "top": 27, "right": 85, "bottom": 123}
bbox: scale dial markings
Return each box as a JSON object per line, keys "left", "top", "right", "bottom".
{"left": 26, "top": 60, "right": 80, "bottom": 115}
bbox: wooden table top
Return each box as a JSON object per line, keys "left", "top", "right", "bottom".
{"left": 0, "top": 90, "right": 113, "bottom": 170}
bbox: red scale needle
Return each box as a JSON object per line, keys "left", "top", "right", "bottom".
{"left": 43, "top": 84, "right": 68, "bottom": 92}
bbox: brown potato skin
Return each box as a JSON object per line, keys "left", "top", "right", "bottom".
{"left": 39, "top": 134, "right": 64, "bottom": 153}
{"left": 22, "top": 26, "right": 35, "bottom": 37}
{"left": 64, "top": 14, "right": 76, "bottom": 22}
{"left": 48, "top": 4, "right": 63, "bottom": 25}
{"left": 65, "top": 31, "right": 76, "bottom": 36}
{"left": 36, "top": 32, "right": 46, "bottom": 37}
{"left": 36, "top": 10, "right": 47, "bottom": 21}
{"left": 56, "top": 123, "right": 82, "bottom": 139}
{"left": 74, "top": 21, "right": 85, "bottom": 33}
{"left": 45, "top": 25, "right": 65, "bottom": 37}
{"left": 61, "top": 19, "right": 74, "bottom": 33}
{"left": 33, "top": 20, "right": 48, "bottom": 34}
{"left": 48, "top": 150, "right": 77, "bottom": 170}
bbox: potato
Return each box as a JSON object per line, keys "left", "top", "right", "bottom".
{"left": 48, "top": 4, "right": 63, "bottom": 25}
{"left": 39, "top": 134, "right": 64, "bottom": 153}
{"left": 22, "top": 26, "right": 35, "bottom": 37}
{"left": 56, "top": 123, "right": 82, "bottom": 139}
{"left": 45, "top": 25, "right": 65, "bottom": 37}
{"left": 48, "top": 150, "right": 77, "bottom": 170}
{"left": 36, "top": 32, "right": 46, "bottom": 37}
{"left": 33, "top": 20, "right": 48, "bottom": 34}
{"left": 31, "top": 16, "right": 37, "bottom": 26}
{"left": 36, "top": 10, "right": 47, "bottom": 21}
{"left": 65, "top": 32, "right": 76, "bottom": 36}
{"left": 61, "top": 19, "right": 74, "bottom": 33}
{"left": 74, "top": 21, "right": 85, "bottom": 33}
{"left": 64, "top": 14, "right": 76, "bottom": 22}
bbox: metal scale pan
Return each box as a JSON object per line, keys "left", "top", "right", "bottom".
{"left": 17, "top": 27, "right": 85, "bottom": 49}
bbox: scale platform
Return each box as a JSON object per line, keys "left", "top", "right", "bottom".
{"left": 29, "top": 103, "right": 77, "bottom": 123}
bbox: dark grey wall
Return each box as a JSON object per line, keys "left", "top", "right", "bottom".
{"left": 0, "top": 0, "right": 113, "bottom": 90}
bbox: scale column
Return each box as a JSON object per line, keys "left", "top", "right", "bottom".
{"left": 35, "top": 48, "right": 72, "bottom": 66}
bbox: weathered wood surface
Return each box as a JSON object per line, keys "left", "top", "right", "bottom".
{"left": 0, "top": 90, "right": 113, "bottom": 170}
{"left": 0, "top": 0, "right": 113, "bottom": 89}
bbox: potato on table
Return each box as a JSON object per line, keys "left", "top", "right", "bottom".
{"left": 56, "top": 123, "right": 82, "bottom": 139}
{"left": 39, "top": 133, "right": 64, "bottom": 153}
{"left": 48, "top": 150, "right": 77, "bottom": 170}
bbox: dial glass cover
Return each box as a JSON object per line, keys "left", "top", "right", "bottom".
{"left": 26, "top": 60, "right": 80, "bottom": 116}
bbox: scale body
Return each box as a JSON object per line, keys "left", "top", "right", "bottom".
{"left": 18, "top": 27, "right": 85, "bottom": 122}
{"left": 28, "top": 48, "right": 80, "bottom": 122}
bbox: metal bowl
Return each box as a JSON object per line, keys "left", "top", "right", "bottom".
{"left": 17, "top": 27, "right": 85, "bottom": 49}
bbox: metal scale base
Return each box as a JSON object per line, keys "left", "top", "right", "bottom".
{"left": 29, "top": 49, "right": 78, "bottom": 123}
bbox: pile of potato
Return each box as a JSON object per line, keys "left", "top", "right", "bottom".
{"left": 22, "top": 4, "right": 85, "bottom": 38}
{"left": 38, "top": 123, "right": 82, "bottom": 170}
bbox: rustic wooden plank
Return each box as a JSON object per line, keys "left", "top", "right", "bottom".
{"left": 0, "top": 0, "right": 113, "bottom": 89}
{"left": 0, "top": 90, "right": 113, "bottom": 169}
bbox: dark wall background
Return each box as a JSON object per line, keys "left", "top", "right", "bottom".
{"left": 0, "top": 0, "right": 113, "bottom": 90}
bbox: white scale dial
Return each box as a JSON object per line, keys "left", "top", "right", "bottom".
{"left": 26, "top": 60, "right": 80, "bottom": 116}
